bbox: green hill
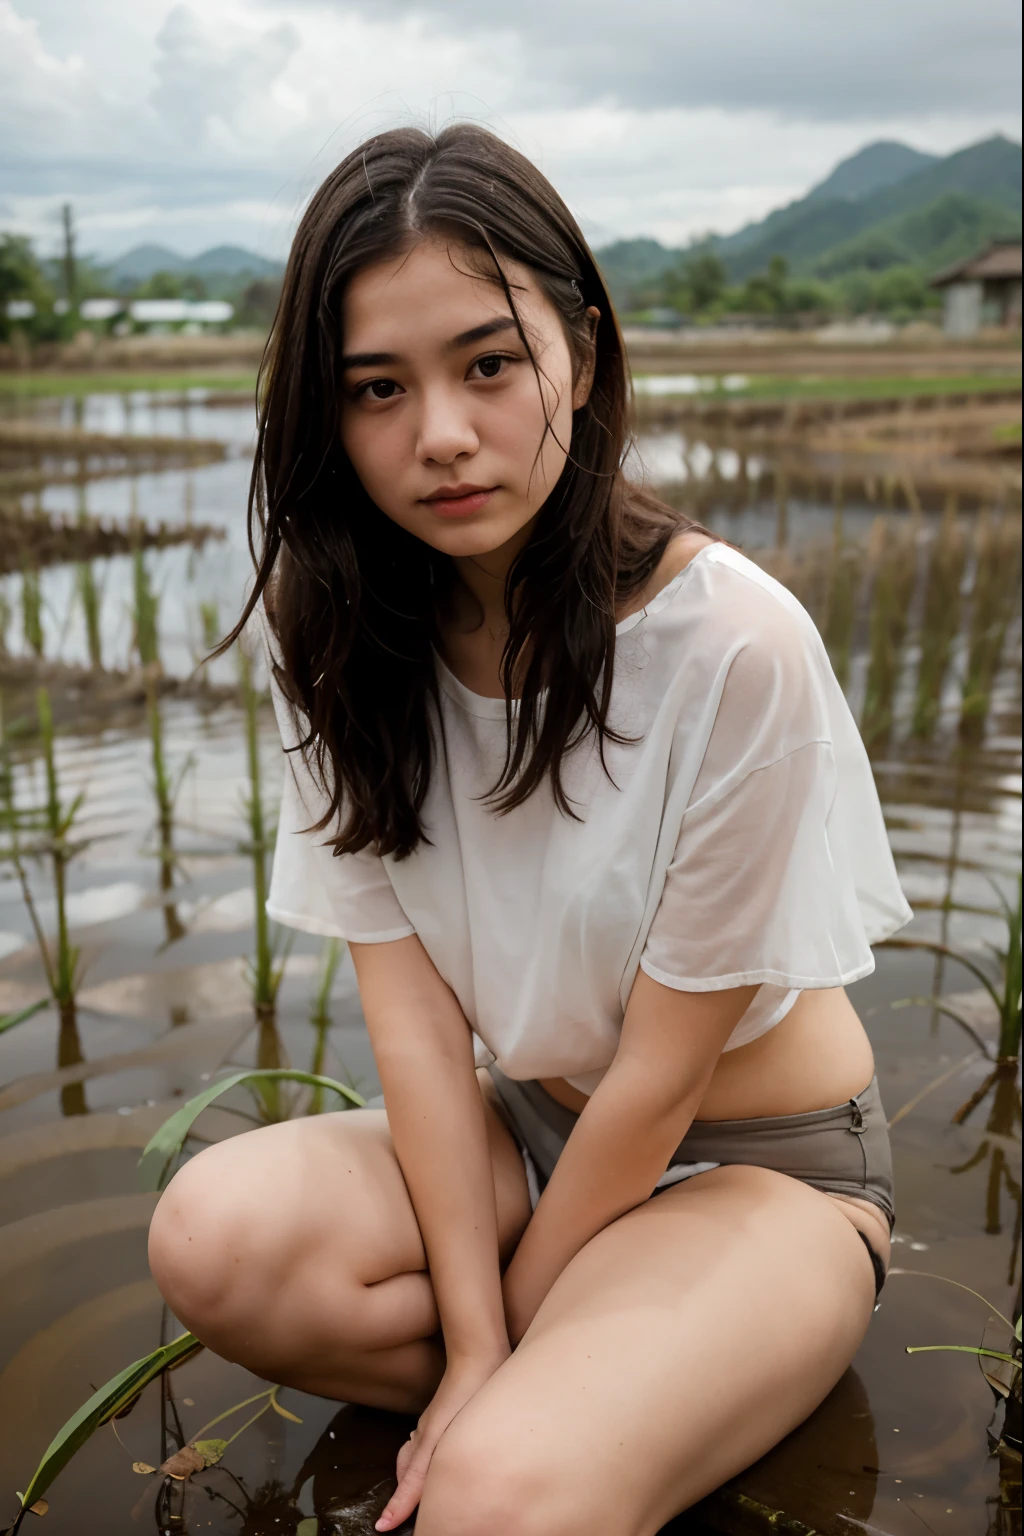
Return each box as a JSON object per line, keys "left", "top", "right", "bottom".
{"left": 106, "top": 243, "right": 282, "bottom": 286}
{"left": 715, "top": 136, "right": 1021, "bottom": 279}
{"left": 803, "top": 141, "right": 938, "bottom": 205}
{"left": 596, "top": 238, "right": 679, "bottom": 311}
{"left": 813, "top": 192, "right": 1022, "bottom": 278}
{"left": 594, "top": 135, "right": 1022, "bottom": 313}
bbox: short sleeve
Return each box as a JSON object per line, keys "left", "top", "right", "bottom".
{"left": 260, "top": 617, "right": 416, "bottom": 945}
{"left": 640, "top": 585, "right": 911, "bottom": 993}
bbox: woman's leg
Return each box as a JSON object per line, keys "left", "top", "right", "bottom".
{"left": 416, "top": 1163, "right": 879, "bottom": 1536}
{"left": 147, "top": 1075, "right": 532, "bottom": 1413}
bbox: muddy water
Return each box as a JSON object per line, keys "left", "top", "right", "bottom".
{"left": 0, "top": 393, "right": 1020, "bottom": 1535}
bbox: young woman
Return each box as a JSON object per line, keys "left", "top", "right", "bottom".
{"left": 148, "top": 124, "right": 912, "bottom": 1535}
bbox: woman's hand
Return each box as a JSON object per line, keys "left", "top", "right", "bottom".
{"left": 375, "top": 1348, "right": 510, "bottom": 1531}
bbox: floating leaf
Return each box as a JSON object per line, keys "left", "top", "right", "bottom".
{"left": 138, "top": 1070, "right": 365, "bottom": 1192}
{"left": 191, "top": 1438, "right": 227, "bottom": 1465}
{"left": 16, "top": 1332, "right": 201, "bottom": 1516}
{"left": 132, "top": 1462, "right": 157, "bottom": 1475}
{"left": 270, "top": 1397, "right": 303, "bottom": 1424}
{"left": 160, "top": 1445, "right": 205, "bottom": 1480}
{"left": 28, "top": 1501, "right": 48, "bottom": 1517}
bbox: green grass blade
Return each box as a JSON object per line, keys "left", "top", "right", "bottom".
{"left": 889, "top": 997, "right": 996, "bottom": 1059}
{"left": 16, "top": 1332, "right": 200, "bottom": 1516}
{"left": 138, "top": 1069, "right": 367, "bottom": 1192}
{"left": 0, "top": 998, "right": 48, "bottom": 1035}
{"left": 905, "top": 1345, "right": 1016, "bottom": 1362}
{"left": 888, "top": 1267, "right": 1014, "bottom": 1329}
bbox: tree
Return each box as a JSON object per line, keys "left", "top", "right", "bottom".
{"left": 738, "top": 255, "right": 790, "bottom": 314}
{"left": 134, "top": 270, "right": 185, "bottom": 299}
{"left": 0, "top": 234, "right": 60, "bottom": 342}
{"left": 680, "top": 250, "right": 727, "bottom": 311}
{"left": 871, "top": 265, "right": 937, "bottom": 317}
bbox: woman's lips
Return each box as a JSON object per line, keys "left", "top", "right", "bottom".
{"left": 420, "top": 487, "right": 496, "bottom": 519}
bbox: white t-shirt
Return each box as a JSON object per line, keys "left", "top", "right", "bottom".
{"left": 265, "top": 543, "right": 912, "bottom": 1095}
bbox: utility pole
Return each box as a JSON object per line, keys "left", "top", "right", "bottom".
{"left": 61, "top": 203, "right": 76, "bottom": 307}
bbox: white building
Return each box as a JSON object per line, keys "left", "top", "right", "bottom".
{"left": 128, "top": 299, "right": 234, "bottom": 327}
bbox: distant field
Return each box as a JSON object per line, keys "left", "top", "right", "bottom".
{"left": 737, "top": 373, "right": 1021, "bottom": 399}
{"left": 634, "top": 372, "right": 1022, "bottom": 401}
{"left": 0, "top": 371, "right": 258, "bottom": 399}
{"left": 0, "top": 366, "right": 1019, "bottom": 407}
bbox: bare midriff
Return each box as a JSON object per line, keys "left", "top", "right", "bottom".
{"left": 538, "top": 988, "right": 874, "bottom": 1120}
{"left": 538, "top": 989, "right": 892, "bottom": 1260}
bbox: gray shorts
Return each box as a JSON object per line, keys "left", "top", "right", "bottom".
{"left": 488, "top": 1067, "right": 895, "bottom": 1238}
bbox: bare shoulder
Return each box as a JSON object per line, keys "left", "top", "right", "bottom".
{"left": 621, "top": 527, "right": 716, "bottom": 619}
{"left": 657, "top": 527, "right": 716, "bottom": 584}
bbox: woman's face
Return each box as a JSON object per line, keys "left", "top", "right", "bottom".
{"left": 339, "top": 238, "right": 594, "bottom": 563}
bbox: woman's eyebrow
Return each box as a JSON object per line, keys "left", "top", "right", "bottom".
{"left": 445, "top": 317, "right": 518, "bottom": 352}
{"left": 340, "top": 316, "right": 518, "bottom": 371}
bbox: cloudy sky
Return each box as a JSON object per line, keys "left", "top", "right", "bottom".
{"left": 2, "top": 0, "right": 1020, "bottom": 262}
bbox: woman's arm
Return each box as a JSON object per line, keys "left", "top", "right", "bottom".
{"left": 349, "top": 935, "right": 510, "bottom": 1530}
{"left": 502, "top": 971, "right": 758, "bottom": 1344}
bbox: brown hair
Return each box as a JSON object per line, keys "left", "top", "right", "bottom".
{"left": 223, "top": 123, "right": 697, "bottom": 858}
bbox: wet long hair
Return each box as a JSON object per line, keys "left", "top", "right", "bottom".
{"left": 223, "top": 123, "right": 699, "bottom": 859}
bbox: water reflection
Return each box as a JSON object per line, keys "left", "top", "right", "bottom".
{"left": 950, "top": 1068, "right": 1022, "bottom": 1286}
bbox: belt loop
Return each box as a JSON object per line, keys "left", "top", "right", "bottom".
{"left": 848, "top": 1097, "right": 866, "bottom": 1135}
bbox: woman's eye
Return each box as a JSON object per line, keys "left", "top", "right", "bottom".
{"left": 473, "top": 354, "right": 507, "bottom": 380}
{"left": 358, "top": 378, "right": 400, "bottom": 400}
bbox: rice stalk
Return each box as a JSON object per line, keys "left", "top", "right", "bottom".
{"left": 75, "top": 560, "right": 103, "bottom": 670}
{"left": 959, "top": 512, "right": 1021, "bottom": 745}
{"left": 21, "top": 565, "right": 44, "bottom": 659}
{"left": 860, "top": 516, "right": 916, "bottom": 750}
{"left": 912, "top": 496, "right": 966, "bottom": 738}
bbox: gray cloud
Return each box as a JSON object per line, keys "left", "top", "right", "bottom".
{"left": 3, "top": 0, "right": 1020, "bottom": 255}
{"left": 152, "top": 4, "right": 300, "bottom": 146}
{"left": 325, "top": 0, "right": 1022, "bottom": 120}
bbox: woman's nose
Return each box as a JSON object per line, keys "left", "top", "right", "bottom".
{"left": 415, "top": 387, "right": 479, "bottom": 466}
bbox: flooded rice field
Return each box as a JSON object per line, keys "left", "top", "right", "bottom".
{"left": 0, "top": 387, "right": 1020, "bottom": 1535}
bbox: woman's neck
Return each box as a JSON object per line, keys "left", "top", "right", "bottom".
{"left": 439, "top": 521, "right": 537, "bottom": 699}
{"left": 450, "top": 516, "right": 536, "bottom": 638}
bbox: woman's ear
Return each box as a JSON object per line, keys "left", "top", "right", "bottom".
{"left": 572, "top": 305, "right": 601, "bottom": 411}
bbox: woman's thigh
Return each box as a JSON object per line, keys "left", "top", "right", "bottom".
{"left": 417, "top": 1163, "right": 879, "bottom": 1536}
{"left": 147, "top": 1072, "right": 531, "bottom": 1410}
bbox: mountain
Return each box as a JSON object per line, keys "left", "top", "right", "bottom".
{"left": 715, "top": 135, "right": 1021, "bottom": 279}
{"left": 106, "top": 244, "right": 184, "bottom": 284}
{"left": 804, "top": 141, "right": 938, "bottom": 205}
{"left": 813, "top": 191, "right": 1022, "bottom": 278}
{"left": 106, "top": 243, "right": 282, "bottom": 285}
{"left": 186, "top": 245, "right": 282, "bottom": 279}
{"left": 593, "top": 238, "right": 678, "bottom": 311}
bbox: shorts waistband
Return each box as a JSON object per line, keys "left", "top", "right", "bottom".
{"left": 488, "top": 1068, "right": 895, "bottom": 1235}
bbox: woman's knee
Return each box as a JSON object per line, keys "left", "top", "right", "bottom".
{"left": 147, "top": 1116, "right": 414, "bottom": 1350}
{"left": 148, "top": 1136, "right": 272, "bottom": 1330}
{"left": 416, "top": 1417, "right": 607, "bottom": 1536}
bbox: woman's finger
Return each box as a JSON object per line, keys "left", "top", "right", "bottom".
{"left": 375, "top": 1444, "right": 432, "bottom": 1531}
{"left": 394, "top": 1433, "right": 417, "bottom": 1481}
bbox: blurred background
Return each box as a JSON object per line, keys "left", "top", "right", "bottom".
{"left": 0, "top": 4, "right": 1020, "bottom": 1535}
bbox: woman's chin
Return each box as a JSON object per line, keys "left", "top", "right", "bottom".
{"left": 411, "top": 511, "right": 536, "bottom": 561}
